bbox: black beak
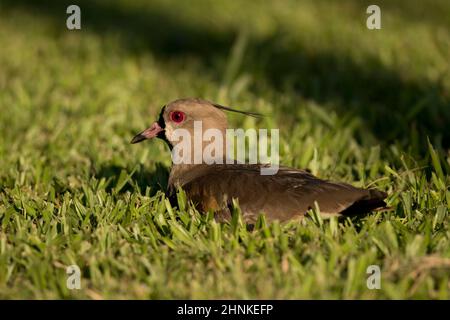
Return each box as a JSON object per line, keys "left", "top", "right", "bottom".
{"left": 131, "top": 133, "right": 147, "bottom": 144}
{"left": 130, "top": 122, "right": 164, "bottom": 144}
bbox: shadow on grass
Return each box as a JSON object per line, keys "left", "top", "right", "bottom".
{"left": 94, "top": 162, "right": 169, "bottom": 196}
{"left": 4, "top": 0, "right": 450, "bottom": 150}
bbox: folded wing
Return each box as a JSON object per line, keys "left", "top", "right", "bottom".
{"left": 172, "top": 164, "right": 387, "bottom": 223}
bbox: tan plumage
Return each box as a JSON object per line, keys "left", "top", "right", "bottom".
{"left": 131, "top": 98, "right": 387, "bottom": 223}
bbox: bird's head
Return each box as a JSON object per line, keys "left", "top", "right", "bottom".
{"left": 131, "top": 98, "right": 260, "bottom": 152}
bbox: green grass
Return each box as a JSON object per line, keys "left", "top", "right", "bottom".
{"left": 0, "top": 0, "right": 449, "bottom": 299}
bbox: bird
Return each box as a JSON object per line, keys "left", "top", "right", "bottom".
{"left": 131, "top": 98, "right": 387, "bottom": 223}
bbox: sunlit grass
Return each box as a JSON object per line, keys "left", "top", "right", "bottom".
{"left": 0, "top": 0, "right": 449, "bottom": 299}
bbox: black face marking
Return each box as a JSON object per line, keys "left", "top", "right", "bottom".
{"left": 157, "top": 105, "right": 166, "bottom": 129}
{"left": 156, "top": 105, "right": 171, "bottom": 148}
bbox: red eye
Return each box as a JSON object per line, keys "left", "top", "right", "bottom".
{"left": 170, "top": 111, "right": 185, "bottom": 123}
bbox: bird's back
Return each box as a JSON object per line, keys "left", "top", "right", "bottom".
{"left": 169, "top": 164, "right": 387, "bottom": 223}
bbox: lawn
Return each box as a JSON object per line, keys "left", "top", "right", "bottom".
{"left": 0, "top": 0, "right": 449, "bottom": 299}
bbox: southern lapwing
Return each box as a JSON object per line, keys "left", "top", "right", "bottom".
{"left": 131, "top": 98, "right": 387, "bottom": 223}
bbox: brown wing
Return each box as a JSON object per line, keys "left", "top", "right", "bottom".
{"left": 173, "top": 164, "right": 387, "bottom": 223}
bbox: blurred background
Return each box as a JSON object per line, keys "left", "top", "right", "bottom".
{"left": 1, "top": 0, "right": 449, "bottom": 147}
{"left": 1, "top": 0, "right": 449, "bottom": 189}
